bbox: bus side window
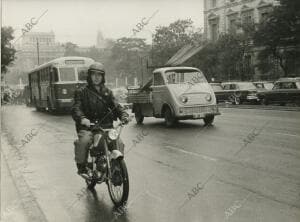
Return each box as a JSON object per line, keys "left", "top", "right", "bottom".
{"left": 41, "top": 70, "right": 44, "bottom": 83}
{"left": 46, "top": 68, "right": 50, "bottom": 82}
{"left": 51, "top": 67, "right": 58, "bottom": 82}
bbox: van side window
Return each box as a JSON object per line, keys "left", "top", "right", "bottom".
{"left": 153, "top": 73, "right": 165, "bottom": 86}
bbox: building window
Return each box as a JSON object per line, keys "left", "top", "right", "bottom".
{"left": 229, "top": 19, "right": 237, "bottom": 33}
{"left": 211, "top": 0, "right": 217, "bottom": 8}
{"left": 241, "top": 10, "right": 254, "bottom": 24}
{"left": 260, "top": 12, "right": 269, "bottom": 21}
{"left": 258, "top": 6, "right": 272, "bottom": 22}
{"left": 227, "top": 13, "right": 239, "bottom": 33}
{"left": 210, "top": 23, "right": 218, "bottom": 41}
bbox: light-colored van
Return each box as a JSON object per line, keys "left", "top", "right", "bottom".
{"left": 127, "top": 66, "right": 220, "bottom": 126}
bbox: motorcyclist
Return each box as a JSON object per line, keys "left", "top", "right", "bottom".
{"left": 71, "top": 62, "right": 129, "bottom": 176}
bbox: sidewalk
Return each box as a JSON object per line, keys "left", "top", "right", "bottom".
{"left": 1, "top": 150, "right": 28, "bottom": 222}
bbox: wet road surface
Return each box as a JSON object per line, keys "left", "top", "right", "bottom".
{"left": 1, "top": 105, "right": 300, "bottom": 222}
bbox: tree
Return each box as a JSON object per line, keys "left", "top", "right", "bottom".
{"left": 1, "top": 26, "right": 16, "bottom": 74}
{"left": 185, "top": 22, "right": 255, "bottom": 81}
{"left": 63, "top": 42, "right": 81, "bottom": 56}
{"left": 151, "top": 19, "right": 203, "bottom": 67}
{"left": 104, "top": 37, "right": 150, "bottom": 85}
{"left": 254, "top": 0, "right": 300, "bottom": 76}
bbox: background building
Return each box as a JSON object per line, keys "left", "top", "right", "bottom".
{"left": 96, "top": 30, "right": 106, "bottom": 49}
{"left": 204, "top": 0, "right": 277, "bottom": 41}
{"left": 6, "top": 31, "right": 65, "bottom": 85}
{"left": 15, "top": 31, "right": 64, "bottom": 69}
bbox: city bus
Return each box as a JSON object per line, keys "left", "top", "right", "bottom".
{"left": 27, "top": 56, "right": 95, "bottom": 112}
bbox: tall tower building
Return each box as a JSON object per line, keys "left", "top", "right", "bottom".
{"left": 96, "top": 30, "right": 106, "bottom": 49}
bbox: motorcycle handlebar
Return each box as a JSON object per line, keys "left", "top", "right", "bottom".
{"left": 89, "top": 116, "right": 133, "bottom": 131}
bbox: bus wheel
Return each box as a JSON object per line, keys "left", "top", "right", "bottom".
{"left": 134, "top": 105, "right": 144, "bottom": 124}
{"left": 34, "top": 98, "right": 41, "bottom": 111}
{"left": 47, "top": 98, "right": 55, "bottom": 114}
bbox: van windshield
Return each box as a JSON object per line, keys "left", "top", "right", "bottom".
{"left": 165, "top": 70, "right": 207, "bottom": 85}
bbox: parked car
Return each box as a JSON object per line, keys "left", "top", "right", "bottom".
{"left": 257, "top": 78, "right": 300, "bottom": 106}
{"left": 210, "top": 83, "right": 227, "bottom": 103}
{"left": 253, "top": 81, "right": 274, "bottom": 91}
{"left": 221, "top": 82, "right": 259, "bottom": 104}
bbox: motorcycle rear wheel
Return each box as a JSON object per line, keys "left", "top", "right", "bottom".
{"left": 107, "top": 159, "right": 129, "bottom": 207}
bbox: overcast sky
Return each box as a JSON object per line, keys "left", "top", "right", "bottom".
{"left": 2, "top": 0, "right": 204, "bottom": 46}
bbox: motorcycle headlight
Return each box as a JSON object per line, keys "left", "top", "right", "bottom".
{"left": 108, "top": 129, "right": 119, "bottom": 140}
{"left": 205, "top": 94, "right": 212, "bottom": 101}
{"left": 180, "top": 95, "right": 188, "bottom": 103}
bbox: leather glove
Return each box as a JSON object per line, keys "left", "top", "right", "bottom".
{"left": 81, "top": 118, "right": 91, "bottom": 127}
{"left": 121, "top": 117, "right": 129, "bottom": 125}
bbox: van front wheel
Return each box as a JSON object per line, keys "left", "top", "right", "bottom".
{"left": 203, "top": 115, "right": 214, "bottom": 126}
{"left": 134, "top": 105, "right": 144, "bottom": 124}
{"left": 164, "top": 107, "right": 176, "bottom": 127}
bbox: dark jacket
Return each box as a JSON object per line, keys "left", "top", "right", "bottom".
{"left": 71, "top": 84, "right": 128, "bottom": 132}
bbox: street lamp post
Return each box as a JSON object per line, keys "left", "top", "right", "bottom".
{"left": 36, "top": 38, "right": 40, "bottom": 65}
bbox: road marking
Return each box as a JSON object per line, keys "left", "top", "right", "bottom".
{"left": 275, "top": 132, "right": 300, "bottom": 138}
{"left": 145, "top": 190, "right": 163, "bottom": 202}
{"left": 164, "top": 145, "right": 218, "bottom": 162}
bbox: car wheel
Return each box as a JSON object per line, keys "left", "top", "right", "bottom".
{"left": 203, "top": 116, "right": 214, "bottom": 126}
{"left": 233, "top": 96, "right": 241, "bottom": 105}
{"left": 134, "top": 105, "right": 144, "bottom": 124}
{"left": 261, "top": 98, "right": 268, "bottom": 105}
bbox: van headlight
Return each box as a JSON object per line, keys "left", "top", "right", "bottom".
{"left": 180, "top": 95, "right": 188, "bottom": 103}
{"left": 108, "top": 129, "right": 119, "bottom": 140}
{"left": 205, "top": 94, "right": 212, "bottom": 101}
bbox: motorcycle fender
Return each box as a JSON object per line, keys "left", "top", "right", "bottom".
{"left": 94, "top": 134, "right": 102, "bottom": 147}
{"left": 110, "top": 150, "right": 124, "bottom": 160}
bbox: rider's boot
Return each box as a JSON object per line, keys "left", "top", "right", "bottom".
{"left": 77, "top": 163, "right": 88, "bottom": 176}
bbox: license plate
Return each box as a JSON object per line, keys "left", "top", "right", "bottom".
{"left": 193, "top": 113, "right": 205, "bottom": 118}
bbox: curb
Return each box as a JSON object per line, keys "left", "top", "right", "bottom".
{"left": 218, "top": 104, "right": 300, "bottom": 112}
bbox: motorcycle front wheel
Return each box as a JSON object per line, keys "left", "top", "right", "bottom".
{"left": 107, "top": 159, "right": 129, "bottom": 207}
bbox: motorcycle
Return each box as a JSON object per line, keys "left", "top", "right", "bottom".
{"left": 79, "top": 120, "right": 130, "bottom": 207}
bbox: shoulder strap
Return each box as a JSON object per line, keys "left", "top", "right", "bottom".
{"left": 86, "top": 87, "right": 109, "bottom": 106}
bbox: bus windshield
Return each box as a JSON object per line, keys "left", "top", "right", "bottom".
{"left": 77, "top": 67, "right": 88, "bottom": 81}
{"left": 165, "top": 70, "right": 207, "bottom": 84}
{"left": 59, "top": 67, "right": 76, "bottom": 81}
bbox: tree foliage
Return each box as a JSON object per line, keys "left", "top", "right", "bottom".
{"left": 254, "top": 0, "right": 300, "bottom": 76}
{"left": 104, "top": 37, "right": 149, "bottom": 85}
{"left": 151, "top": 19, "right": 203, "bottom": 67}
{"left": 1, "top": 26, "right": 16, "bottom": 73}
{"left": 185, "top": 23, "right": 255, "bottom": 81}
{"left": 63, "top": 42, "right": 81, "bottom": 56}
